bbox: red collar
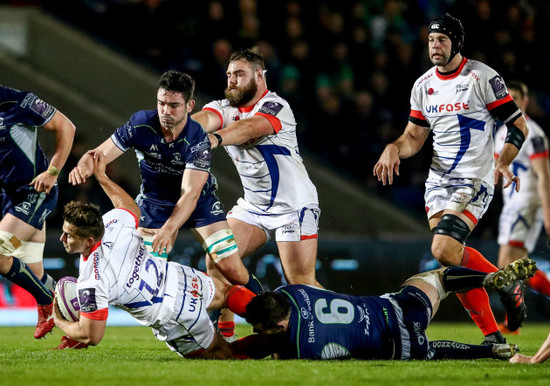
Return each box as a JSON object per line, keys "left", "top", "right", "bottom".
{"left": 82, "top": 239, "right": 101, "bottom": 262}
{"left": 436, "top": 57, "right": 467, "bottom": 80}
{"left": 237, "top": 89, "right": 269, "bottom": 113}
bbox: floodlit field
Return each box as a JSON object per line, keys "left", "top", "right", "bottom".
{"left": 1, "top": 323, "right": 550, "bottom": 385}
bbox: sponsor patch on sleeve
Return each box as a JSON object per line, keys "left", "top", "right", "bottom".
{"left": 193, "top": 142, "right": 212, "bottom": 169}
{"left": 258, "top": 101, "right": 284, "bottom": 116}
{"left": 489, "top": 75, "right": 508, "bottom": 99}
{"left": 532, "top": 136, "right": 546, "bottom": 154}
{"left": 79, "top": 288, "right": 98, "bottom": 313}
{"left": 29, "top": 97, "right": 55, "bottom": 118}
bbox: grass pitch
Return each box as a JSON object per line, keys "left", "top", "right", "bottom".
{"left": 1, "top": 322, "right": 549, "bottom": 386}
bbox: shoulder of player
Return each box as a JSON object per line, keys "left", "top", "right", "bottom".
{"left": 128, "top": 110, "right": 159, "bottom": 128}
{"left": 103, "top": 208, "right": 139, "bottom": 229}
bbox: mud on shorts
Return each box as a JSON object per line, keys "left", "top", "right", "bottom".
{"left": 381, "top": 286, "right": 433, "bottom": 360}
{"left": 227, "top": 198, "right": 320, "bottom": 242}
{"left": 424, "top": 177, "right": 493, "bottom": 222}
{"left": 498, "top": 204, "right": 543, "bottom": 253}
{"left": 1, "top": 184, "right": 58, "bottom": 230}
{"left": 136, "top": 191, "right": 227, "bottom": 229}
{"left": 152, "top": 264, "right": 217, "bottom": 356}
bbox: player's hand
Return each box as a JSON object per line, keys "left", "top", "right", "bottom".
{"left": 373, "top": 144, "right": 400, "bottom": 185}
{"left": 91, "top": 151, "right": 107, "bottom": 180}
{"left": 68, "top": 152, "right": 94, "bottom": 185}
{"left": 207, "top": 133, "right": 219, "bottom": 149}
{"left": 494, "top": 164, "right": 520, "bottom": 192}
{"left": 29, "top": 172, "right": 57, "bottom": 194}
{"left": 152, "top": 228, "right": 173, "bottom": 255}
{"left": 52, "top": 297, "right": 65, "bottom": 326}
{"left": 510, "top": 353, "right": 534, "bottom": 364}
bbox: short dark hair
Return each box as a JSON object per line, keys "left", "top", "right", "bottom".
{"left": 63, "top": 201, "right": 105, "bottom": 240}
{"left": 229, "top": 47, "right": 265, "bottom": 71}
{"left": 244, "top": 291, "right": 290, "bottom": 329}
{"left": 158, "top": 70, "right": 195, "bottom": 102}
{"left": 507, "top": 80, "right": 528, "bottom": 99}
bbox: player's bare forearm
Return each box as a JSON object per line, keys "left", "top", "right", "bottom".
{"left": 192, "top": 110, "right": 220, "bottom": 133}
{"left": 46, "top": 111, "right": 76, "bottom": 174}
{"left": 215, "top": 115, "right": 274, "bottom": 147}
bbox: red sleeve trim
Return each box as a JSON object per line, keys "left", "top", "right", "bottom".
{"left": 409, "top": 109, "right": 426, "bottom": 121}
{"left": 256, "top": 112, "right": 282, "bottom": 133}
{"left": 462, "top": 210, "right": 478, "bottom": 226}
{"left": 529, "top": 150, "right": 549, "bottom": 160}
{"left": 509, "top": 240, "right": 525, "bottom": 248}
{"left": 300, "top": 234, "right": 318, "bottom": 241}
{"left": 119, "top": 208, "right": 139, "bottom": 229}
{"left": 486, "top": 94, "right": 513, "bottom": 111}
{"left": 203, "top": 107, "right": 223, "bottom": 131}
{"left": 494, "top": 153, "right": 499, "bottom": 160}
{"left": 81, "top": 308, "right": 109, "bottom": 321}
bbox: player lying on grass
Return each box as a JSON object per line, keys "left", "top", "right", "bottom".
{"left": 53, "top": 151, "right": 255, "bottom": 358}
{"left": 237, "top": 258, "right": 537, "bottom": 360}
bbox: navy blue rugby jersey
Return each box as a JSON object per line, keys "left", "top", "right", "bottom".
{"left": 111, "top": 111, "right": 217, "bottom": 204}
{"left": 276, "top": 285, "right": 400, "bottom": 360}
{"left": 0, "top": 86, "right": 56, "bottom": 187}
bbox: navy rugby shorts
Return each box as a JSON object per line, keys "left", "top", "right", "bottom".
{"left": 137, "top": 191, "right": 227, "bottom": 229}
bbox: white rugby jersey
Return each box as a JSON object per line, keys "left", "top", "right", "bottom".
{"left": 410, "top": 58, "right": 521, "bottom": 186}
{"left": 77, "top": 208, "right": 179, "bottom": 328}
{"left": 495, "top": 116, "right": 549, "bottom": 207}
{"left": 203, "top": 90, "right": 318, "bottom": 214}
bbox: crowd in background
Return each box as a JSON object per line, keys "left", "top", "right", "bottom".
{"left": 5, "top": 0, "right": 550, "bottom": 236}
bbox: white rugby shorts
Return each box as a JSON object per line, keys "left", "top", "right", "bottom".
{"left": 227, "top": 198, "right": 320, "bottom": 242}
{"left": 152, "top": 265, "right": 216, "bottom": 356}
{"left": 424, "top": 177, "right": 493, "bottom": 222}
{"left": 498, "top": 204, "right": 544, "bottom": 253}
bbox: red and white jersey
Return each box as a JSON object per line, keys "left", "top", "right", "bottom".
{"left": 495, "top": 116, "right": 549, "bottom": 207}
{"left": 203, "top": 90, "right": 318, "bottom": 214}
{"left": 410, "top": 58, "right": 521, "bottom": 186}
{"left": 77, "top": 208, "right": 179, "bottom": 327}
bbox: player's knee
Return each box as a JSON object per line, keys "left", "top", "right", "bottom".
{"left": 202, "top": 229, "right": 239, "bottom": 264}
{"left": 0, "top": 230, "right": 22, "bottom": 256}
{"left": 12, "top": 241, "right": 45, "bottom": 264}
{"left": 432, "top": 214, "right": 470, "bottom": 244}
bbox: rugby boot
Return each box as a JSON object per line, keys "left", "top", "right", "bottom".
{"left": 491, "top": 343, "right": 519, "bottom": 360}
{"left": 34, "top": 302, "right": 55, "bottom": 339}
{"left": 483, "top": 257, "right": 538, "bottom": 290}
{"left": 498, "top": 280, "right": 527, "bottom": 332}
{"left": 481, "top": 330, "right": 506, "bottom": 345}
{"left": 56, "top": 335, "right": 89, "bottom": 350}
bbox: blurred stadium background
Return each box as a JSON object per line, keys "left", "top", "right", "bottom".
{"left": 1, "top": 0, "right": 550, "bottom": 325}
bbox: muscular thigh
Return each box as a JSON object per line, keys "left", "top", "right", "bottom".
{"left": 227, "top": 217, "right": 267, "bottom": 257}
{"left": 277, "top": 238, "right": 318, "bottom": 285}
{"left": 0, "top": 213, "right": 44, "bottom": 242}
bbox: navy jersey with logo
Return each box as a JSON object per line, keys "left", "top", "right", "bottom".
{"left": 0, "top": 85, "right": 57, "bottom": 187}
{"left": 275, "top": 285, "right": 400, "bottom": 360}
{"left": 111, "top": 110, "right": 217, "bottom": 205}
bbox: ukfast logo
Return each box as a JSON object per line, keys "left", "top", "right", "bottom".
{"left": 426, "top": 102, "right": 469, "bottom": 114}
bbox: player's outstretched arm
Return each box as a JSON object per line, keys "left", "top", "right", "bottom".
{"left": 90, "top": 151, "right": 140, "bottom": 218}
{"left": 192, "top": 110, "right": 222, "bottom": 134}
{"left": 151, "top": 168, "right": 208, "bottom": 255}
{"left": 68, "top": 138, "right": 123, "bottom": 185}
{"left": 30, "top": 110, "right": 76, "bottom": 194}
{"left": 494, "top": 115, "right": 529, "bottom": 190}
{"left": 53, "top": 298, "right": 106, "bottom": 345}
{"left": 373, "top": 122, "right": 429, "bottom": 185}
{"left": 510, "top": 332, "right": 550, "bottom": 364}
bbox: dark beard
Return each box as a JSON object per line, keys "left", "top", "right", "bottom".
{"left": 225, "top": 79, "right": 258, "bottom": 107}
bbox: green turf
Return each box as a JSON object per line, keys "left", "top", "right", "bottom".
{"left": 1, "top": 322, "right": 549, "bottom": 385}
